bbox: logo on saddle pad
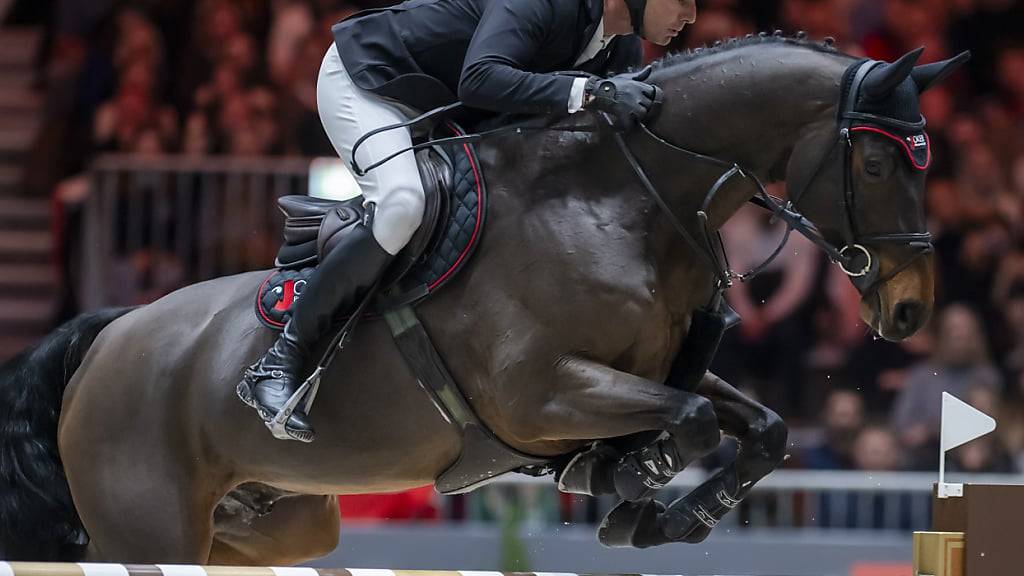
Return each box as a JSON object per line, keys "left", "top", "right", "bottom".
{"left": 271, "top": 279, "right": 306, "bottom": 312}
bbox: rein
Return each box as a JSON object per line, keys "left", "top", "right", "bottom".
{"left": 348, "top": 59, "right": 934, "bottom": 304}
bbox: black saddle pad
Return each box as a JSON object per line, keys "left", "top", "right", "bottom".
{"left": 256, "top": 122, "right": 486, "bottom": 330}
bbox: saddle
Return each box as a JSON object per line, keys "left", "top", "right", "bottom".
{"left": 256, "top": 121, "right": 486, "bottom": 329}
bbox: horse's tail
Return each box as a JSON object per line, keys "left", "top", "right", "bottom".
{"left": 0, "top": 306, "right": 136, "bottom": 561}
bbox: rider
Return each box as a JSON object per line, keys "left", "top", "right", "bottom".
{"left": 239, "top": 0, "right": 697, "bottom": 442}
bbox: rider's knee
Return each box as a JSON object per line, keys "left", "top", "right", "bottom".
{"left": 673, "top": 396, "right": 721, "bottom": 454}
{"left": 381, "top": 187, "right": 426, "bottom": 225}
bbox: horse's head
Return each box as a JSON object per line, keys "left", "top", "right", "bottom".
{"left": 785, "top": 48, "right": 969, "bottom": 341}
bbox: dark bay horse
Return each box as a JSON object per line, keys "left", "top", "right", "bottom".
{"left": 1, "top": 36, "right": 966, "bottom": 563}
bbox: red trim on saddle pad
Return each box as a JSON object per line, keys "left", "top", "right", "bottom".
{"left": 428, "top": 128, "right": 485, "bottom": 292}
{"left": 256, "top": 272, "right": 286, "bottom": 329}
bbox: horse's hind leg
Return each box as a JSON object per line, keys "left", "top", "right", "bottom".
{"left": 73, "top": 470, "right": 221, "bottom": 563}
{"left": 209, "top": 494, "right": 340, "bottom": 566}
{"left": 60, "top": 417, "right": 224, "bottom": 562}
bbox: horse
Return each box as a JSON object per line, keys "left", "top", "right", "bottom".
{"left": 0, "top": 34, "right": 967, "bottom": 563}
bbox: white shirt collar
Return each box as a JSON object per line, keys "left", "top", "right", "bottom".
{"left": 575, "top": 17, "right": 616, "bottom": 67}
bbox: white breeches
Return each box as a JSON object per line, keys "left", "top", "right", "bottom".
{"left": 316, "top": 44, "right": 425, "bottom": 256}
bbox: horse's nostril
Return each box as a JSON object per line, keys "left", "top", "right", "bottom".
{"left": 894, "top": 301, "right": 925, "bottom": 333}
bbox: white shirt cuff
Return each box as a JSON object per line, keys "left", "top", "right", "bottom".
{"left": 568, "top": 77, "right": 588, "bottom": 114}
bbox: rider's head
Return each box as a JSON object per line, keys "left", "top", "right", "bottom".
{"left": 621, "top": 0, "right": 697, "bottom": 46}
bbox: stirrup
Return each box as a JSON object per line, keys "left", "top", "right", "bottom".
{"left": 265, "top": 366, "right": 323, "bottom": 443}
{"left": 236, "top": 366, "right": 320, "bottom": 443}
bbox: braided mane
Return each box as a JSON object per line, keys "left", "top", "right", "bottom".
{"left": 651, "top": 31, "right": 854, "bottom": 71}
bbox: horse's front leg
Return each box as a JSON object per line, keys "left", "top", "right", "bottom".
{"left": 609, "top": 371, "right": 788, "bottom": 547}
{"left": 530, "top": 356, "right": 722, "bottom": 503}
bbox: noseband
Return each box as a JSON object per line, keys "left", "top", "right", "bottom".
{"left": 615, "top": 58, "right": 934, "bottom": 303}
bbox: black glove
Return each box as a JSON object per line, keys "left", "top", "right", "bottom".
{"left": 584, "top": 75, "right": 662, "bottom": 128}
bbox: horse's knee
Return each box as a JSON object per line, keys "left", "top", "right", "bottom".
{"left": 757, "top": 409, "right": 786, "bottom": 463}
{"left": 670, "top": 396, "right": 721, "bottom": 455}
{"left": 747, "top": 410, "right": 788, "bottom": 472}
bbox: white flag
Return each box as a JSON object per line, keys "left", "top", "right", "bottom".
{"left": 940, "top": 391, "right": 996, "bottom": 452}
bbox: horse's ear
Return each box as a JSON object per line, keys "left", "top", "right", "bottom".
{"left": 862, "top": 47, "right": 924, "bottom": 100}
{"left": 912, "top": 51, "right": 971, "bottom": 93}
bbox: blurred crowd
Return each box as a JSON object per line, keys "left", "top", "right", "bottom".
{"left": 699, "top": 0, "right": 1024, "bottom": 478}
{"left": 15, "top": 0, "right": 1024, "bottom": 477}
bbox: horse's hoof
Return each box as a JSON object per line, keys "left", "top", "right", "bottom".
{"left": 597, "top": 498, "right": 669, "bottom": 548}
{"left": 659, "top": 499, "right": 716, "bottom": 543}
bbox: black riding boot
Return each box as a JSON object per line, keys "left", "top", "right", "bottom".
{"left": 238, "top": 222, "right": 392, "bottom": 442}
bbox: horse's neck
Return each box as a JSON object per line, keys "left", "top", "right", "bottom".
{"left": 638, "top": 44, "right": 853, "bottom": 314}
{"left": 650, "top": 44, "right": 853, "bottom": 224}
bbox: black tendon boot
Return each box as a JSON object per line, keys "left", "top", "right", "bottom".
{"left": 238, "top": 222, "right": 392, "bottom": 442}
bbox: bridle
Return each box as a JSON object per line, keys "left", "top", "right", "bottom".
{"left": 614, "top": 58, "right": 934, "bottom": 304}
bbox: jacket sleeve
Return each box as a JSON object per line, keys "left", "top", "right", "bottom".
{"left": 458, "top": 0, "right": 576, "bottom": 114}
{"left": 602, "top": 35, "right": 643, "bottom": 76}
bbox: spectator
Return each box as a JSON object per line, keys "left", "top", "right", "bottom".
{"left": 711, "top": 201, "right": 821, "bottom": 417}
{"left": 802, "top": 389, "right": 865, "bottom": 470}
{"left": 890, "top": 304, "right": 1002, "bottom": 469}
{"left": 946, "top": 385, "right": 1017, "bottom": 473}
{"left": 998, "top": 283, "right": 1024, "bottom": 382}
{"left": 782, "top": 0, "right": 851, "bottom": 48}
{"left": 852, "top": 424, "right": 903, "bottom": 472}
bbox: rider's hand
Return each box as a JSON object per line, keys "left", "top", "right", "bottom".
{"left": 583, "top": 76, "right": 662, "bottom": 128}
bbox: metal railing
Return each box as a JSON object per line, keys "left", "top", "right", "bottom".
{"left": 438, "top": 469, "right": 1024, "bottom": 532}
{"left": 81, "top": 155, "right": 310, "bottom": 308}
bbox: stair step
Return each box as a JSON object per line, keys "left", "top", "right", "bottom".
{"left": 0, "top": 229, "right": 51, "bottom": 261}
{"left": 0, "top": 164, "right": 21, "bottom": 194}
{"left": 0, "top": 194, "right": 47, "bottom": 217}
{"left": 0, "top": 29, "right": 41, "bottom": 67}
{"left": 0, "top": 68, "right": 35, "bottom": 90}
{"left": 0, "top": 262, "right": 56, "bottom": 291}
{"left": 0, "top": 113, "right": 39, "bottom": 132}
{"left": 0, "top": 87, "right": 40, "bottom": 113}
{"left": 0, "top": 28, "right": 42, "bottom": 49}
{"left": 0, "top": 297, "right": 52, "bottom": 324}
{"left": 0, "top": 198, "right": 48, "bottom": 227}
{"left": 0, "top": 335, "right": 44, "bottom": 363}
{"left": 0, "top": 127, "right": 35, "bottom": 151}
